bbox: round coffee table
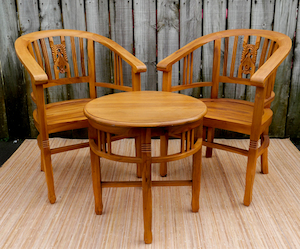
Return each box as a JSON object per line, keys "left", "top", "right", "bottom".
{"left": 84, "top": 91, "right": 207, "bottom": 244}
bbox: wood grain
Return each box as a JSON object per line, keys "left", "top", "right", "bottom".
{"left": 0, "top": 0, "right": 30, "bottom": 138}
{"left": 202, "top": 0, "right": 226, "bottom": 98}
{"left": 287, "top": 9, "right": 300, "bottom": 139}
{"left": 271, "top": 0, "right": 298, "bottom": 137}
{"left": 226, "top": 0, "right": 251, "bottom": 100}
{"left": 157, "top": 0, "right": 180, "bottom": 91}
{"left": 86, "top": 0, "right": 112, "bottom": 97}
{"left": 134, "top": 0, "right": 157, "bottom": 91}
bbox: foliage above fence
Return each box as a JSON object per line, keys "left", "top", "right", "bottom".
{"left": 0, "top": 0, "right": 299, "bottom": 139}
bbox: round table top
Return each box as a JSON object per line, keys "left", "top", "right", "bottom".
{"left": 84, "top": 91, "right": 207, "bottom": 128}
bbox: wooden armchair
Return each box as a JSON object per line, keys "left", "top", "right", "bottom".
{"left": 15, "top": 29, "right": 146, "bottom": 204}
{"left": 157, "top": 29, "right": 291, "bottom": 206}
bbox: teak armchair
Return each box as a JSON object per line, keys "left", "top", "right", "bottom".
{"left": 157, "top": 29, "right": 291, "bottom": 206}
{"left": 15, "top": 29, "right": 146, "bottom": 204}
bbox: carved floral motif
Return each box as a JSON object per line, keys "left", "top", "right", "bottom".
{"left": 50, "top": 44, "right": 70, "bottom": 75}
{"left": 238, "top": 41, "right": 260, "bottom": 77}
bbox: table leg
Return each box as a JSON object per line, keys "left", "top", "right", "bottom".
{"left": 141, "top": 128, "right": 152, "bottom": 244}
{"left": 160, "top": 132, "right": 169, "bottom": 177}
{"left": 192, "top": 146, "right": 202, "bottom": 212}
{"left": 135, "top": 135, "right": 142, "bottom": 178}
{"left": 192, "top": 124, "right": 203, "bottom": 212}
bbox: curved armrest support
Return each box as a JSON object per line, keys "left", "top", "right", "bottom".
{"left": 250, "top": 37, "right": 292, "bottom": 87}
{"left": 93, "top": 35, "right": 147, "bottom": 74}
{"left": 157, "top": 32, "right": 220, "bottom": 72}
{"left": 15, "top": 38, "right": 48, "bottom": 85}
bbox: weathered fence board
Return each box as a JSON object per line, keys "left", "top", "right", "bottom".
{"left": 246, "top": 0, "right": 275, "bottom": 102}
{"left": 202, "top": 0, "right": 226, "bottom": 98}
{"left": 0, "top": 0, "right": 30, "bottom": 139}
{"left": 16, "top": 0, "right": 40, "bottom": 137}
{"left": 62, "top": 0, "right": 89, "bottom": 100}
{"left": 39, "top": 0, "right": 67, "bottom": 104}
{"left": 110, "top": 0, "right": 133, "bottom": 87}
{"left": 134, "top": 0, "right": 157, "bottom": 91}
{"left": 287, "top": 8, "right": 300, "bottom": 139}
{"left": 226, "top": 0, "right": 251, "bottom": 100}
{"left": 180, "top": 0, "right": 202, "bottom": 96}
{"left": 85, "top": 0, "right": 112, "bottom": 97}
{"left": 0, "top": 0, "right": 299, "bottom": 139}
{"left": 157, "top": 0, "right": 180, "bottom": 91}
{"left": 271, "top": 0, "right": 298, "bottom": 137}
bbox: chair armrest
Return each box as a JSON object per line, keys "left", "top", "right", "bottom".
{"left": 15, "top": 38, "right": 48, "bottom": 85}
{"left": 93, "top": 35, "right": 147, "bottom": 74}
{"left": 250, "top": 37, "right": 292, "bottom": 87}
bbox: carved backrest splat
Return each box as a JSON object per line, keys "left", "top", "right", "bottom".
{"left": 238, "top": 39, "right": 260, "bottom": 77}
{"left": 50, "top": 39, "right": 71, "bottom": 78}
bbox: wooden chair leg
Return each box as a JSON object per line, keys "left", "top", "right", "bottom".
{"left": 160, "top": 133, "right": 168, "bottom": 177}
{"left": 90, "top": 148, "right": 103, "bottom": 215}
{"left": 243, "top": 141, "right": 259, "bottom": 206}
{"left": 141, "top": 128, "right": 152, "bottom": 244}
{"left": 260, "top": 131, "right": 269, "bottom": 174}
{"left": 192, "top": 146, "right": 202, "bottom": 212}
{"left": 41, "top": 140, "right": 56, "bottom": 204}
{"left": 37, "top": 135, "right": 45, "bottom": 172}
{"left": 206, "top": 127, "right": 215, "bottom": 158}
{"left": 135, "top": 136, "right": 142, "bottom": 178}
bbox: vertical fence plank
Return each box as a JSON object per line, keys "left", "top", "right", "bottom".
{"left": 180, "top": 0, "right": 202, "bottom": 96}
{"left": 39, "top": 0, "right": 66, "bottom": 103}
{"left": 202, "top": 0, "right": 226, "bottom": 98}
{"left": 110, "top": 0, "right": 134, "bottom": 88}
{"left": 61, "top": 0, "right": 89, "bottom": 100}
{"left": 86, "top": 0, "right": 112, "bottom": 97}
{"left": 157, "top": 0, "right": 180, "bottom": 91}
{"left": 16, "top": 0, "right": 40, "bottom": 138}
{"left": 287, "top": 12, "right": 300, "bottom": 138}
{"left": 134, "top": 0, "right": 157, "bottom": 90}
{"left": 271, "top": 0, "right": 298, "bottom": 137}
{"left": 225, "top": 0, "right": 251, "bottom": 100}
{"left": 0, "top": 0, "right": 30, "bottom": 138}
{"left": 246, "top": 0, "right": 275, "bottom": 102}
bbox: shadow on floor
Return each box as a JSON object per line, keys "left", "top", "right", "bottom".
{"left": 0, "top": 140, "right": 23, "bottom": 166}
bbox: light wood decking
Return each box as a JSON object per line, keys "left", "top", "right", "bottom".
{"left": 0, "top": 138, "right": 299, "bottom": 248}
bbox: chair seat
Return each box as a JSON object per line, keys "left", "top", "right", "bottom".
{"left": 33, "top": 98, "right": 91, "bottom": 133}
{"left": 202, "top": 98, "right": 273, "bottom": 135}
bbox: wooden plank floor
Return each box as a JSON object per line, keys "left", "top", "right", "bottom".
{"left": 0, "top": 138, "right": 300, "bottom": 248}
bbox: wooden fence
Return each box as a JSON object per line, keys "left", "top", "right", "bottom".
{"left": 0, "top": 0, "right": 299, "bottom": 139}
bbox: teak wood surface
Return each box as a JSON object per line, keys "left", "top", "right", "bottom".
{"left": 14, "top": 29, "right": 147, "bottom": 204}
{"left": 157, "top": 29, "right": 292, "bottom": 206}
{"left": 84, "top": 91, "right": 207, "bottom": 244}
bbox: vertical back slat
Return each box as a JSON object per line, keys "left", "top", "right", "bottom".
{"left": 183, "top": 56, "right": 186, "bottom": 85}
{"left": 70, "top": 36, "right": 79, "bottom": 77}
{"left": 230, "top": 36, "right": 239, "bottom": 77}
{"left": 88, "top": 39, "right": 96, "bottom": 99}
{"left": 267, "top": 41, "right": 275, "bottom": 60}
{"left": 40, "top": 38, "right": 53, "bottom": 80}
{"left": 114, "top": 53, "right": 117, "bottom": 85}
{"left": 223, "top": 37, "right": 229, "bottom": 76}
{"left": 190, "top": 52, "right": 193, "bottom": 84}
{"left": 186, "top": 54, "right": 190, "bottom": 86}
{"left": 259, "top": 39, "right": 270, "bottom": 68}
{"left": 79, "top": 38, "right": 86, "bottom": 76}
{"left": 33, "top": 41, "right": 43, "bottom": 68}
{"left": 119, "top": 57, "right": 124, "bottom": 86}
